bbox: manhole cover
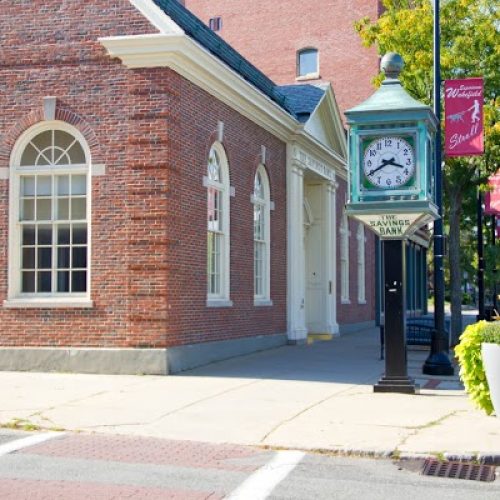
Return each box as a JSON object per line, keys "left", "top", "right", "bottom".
{"left": 422, "top": 458, "right": 496, "bottom": 482}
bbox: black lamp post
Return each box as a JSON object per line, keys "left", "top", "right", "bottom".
{"left": 423, "top": 0, "right": 454, "bottom": 376}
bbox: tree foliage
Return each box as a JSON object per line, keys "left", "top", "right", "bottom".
{"left": 355, "top": 0, "right": 500, "bottom": 339}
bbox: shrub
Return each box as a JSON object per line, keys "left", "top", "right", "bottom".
{"left": 454, "top": 321, "right": 500, "bottom": 415}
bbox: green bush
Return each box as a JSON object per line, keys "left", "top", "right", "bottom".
{"left": 454, "top": 321, "right": 500, "bottom": 415}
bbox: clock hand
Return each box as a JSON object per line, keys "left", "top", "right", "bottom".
{"left": 384, "top": 158, "right": 405, "bottom": 168}
{"left": 368, "top": 158, "right": 393, "bottom": 176}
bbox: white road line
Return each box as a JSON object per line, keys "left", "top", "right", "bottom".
{"left": 0, "top": 432, "right": 64, "bottom": 457}
{"left": 226, "top": 450, "right": 305, "bottom": 500}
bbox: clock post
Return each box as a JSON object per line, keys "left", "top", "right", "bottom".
{"left": 345, "top": 53, "right": 440, "bottom": 394}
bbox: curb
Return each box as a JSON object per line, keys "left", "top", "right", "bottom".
{"left": 260, "top": 444, "right": 500, "bottom": 465}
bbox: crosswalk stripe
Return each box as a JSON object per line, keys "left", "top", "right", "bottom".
{"left": 0, "top": 432, "right": 64, "bottom": 457}
{"left": 226, "top": 450, "right": 305, "bottom": 500}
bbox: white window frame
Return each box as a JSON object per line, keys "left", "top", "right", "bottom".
{"left": 205, "top": 142, "right": 232, "bottom": 307}
{"left": 4, "top": 121, "right": 92, "bottom": 309}
{"left": 357, "top": 224, "right": 366, "bottom": 304}
{"left": 296, "top": 47, "right": 319, "bottom": 80}
{"left": 252, "top": 165, "right": 272, "bottom": 306}
{"left": 340, "top": 212, "right": 350, "bottom": 304}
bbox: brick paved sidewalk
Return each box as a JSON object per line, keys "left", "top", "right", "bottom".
{"left": 0, "top": 433, "right": 273, "bottom": 500}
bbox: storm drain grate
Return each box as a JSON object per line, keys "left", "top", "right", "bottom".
{"left": 422, "top": 458, "right": 496, "bottom": 482}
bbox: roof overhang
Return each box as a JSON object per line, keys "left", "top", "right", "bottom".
{"left": 100, "top": 32, "right": 346, "bottom": 175}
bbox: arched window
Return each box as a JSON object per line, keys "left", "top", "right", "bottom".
{"left": 8, "top": 122, "right": 90, "bottom": 305}
{"left": 357, "top": 224, "right": 366, "bottom": 304}
{"left": 297, "top": 48, "right": 319, "bottom": 78}
{"left": 252, "top": 165, "right": 271, "bottom": 303}
{"left": 340, "top": 213, "right": 349, "bottom": 303}
{"left": 206, "top": 143, "right": 230, "bottom": 304}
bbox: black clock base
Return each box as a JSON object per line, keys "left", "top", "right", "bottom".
{"left": 374, "top": 376, "right": 419, "bottom": 394}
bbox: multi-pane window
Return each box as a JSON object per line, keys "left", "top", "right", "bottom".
{"left": 206, "top": 145, "right": 229, "bottom": 301}
{"left": 297, "top": 48, "right": 319, "bottom": 78}
{"left": 11, "top": 126, "right": 89, "bottom": 299}
{"left": 20, "top": 174, "right": 87, "bottom": 293}
{"left": 357, "top": 224, "right": 366, "bottom": 303}
{"left": 253, "top": 167, "right": 270, "bottom": 300}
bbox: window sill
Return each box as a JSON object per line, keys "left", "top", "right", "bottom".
{"left": 3, "top": 298, "right": 94, "bottom": 309}
{"left": 341, "top": 299, "right": 351, "bottom": 305}
{"left": 296, "top": 73, "right": 320, "bottom": 82}
{"left": 358, "top": 300, "right": 367, "bottom": 305}
{"left": 206, "top": 299, "right": 233, "bottom": 308}
{"left": 254, "top": 298, "right": 273, "bottom": 307}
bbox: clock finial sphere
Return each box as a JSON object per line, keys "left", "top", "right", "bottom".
{"left": 381, "top": 53, "right": 404, "bottom": 79}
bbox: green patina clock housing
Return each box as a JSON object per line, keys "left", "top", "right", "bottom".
{"left": 344, "top": 53, "right": 439, "bottom": 238}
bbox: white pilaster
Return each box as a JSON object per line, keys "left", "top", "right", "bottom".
{"left": 324, "top": 179, "right": 340, "bottom": 335}
{"left": 287, "top": 149, "right": 307, "bottom": 342}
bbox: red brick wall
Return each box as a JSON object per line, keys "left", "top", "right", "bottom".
{"left": 184, "top": 0, "right": 381, "bottom": 114}
{"left": 186, "top": 0, "right": 380, "bottom": 324}
{"left": 0, "top": 1, "right": 287, "bottom": 348}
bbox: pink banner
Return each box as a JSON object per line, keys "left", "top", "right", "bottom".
{"left": 484, "top": 172, "right": 500, "bottom": 216}
{"left": 444, "top": 78, "right": 484, "bottom": 156}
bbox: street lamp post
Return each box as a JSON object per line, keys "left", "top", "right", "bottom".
{"left": 423, "top": 0, "right": 454, "bottom": 376}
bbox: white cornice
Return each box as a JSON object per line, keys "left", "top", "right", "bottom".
{"left": 99, "top": 33, "right": 297, "bottom": 141}
{"left": 99, "top": 33, "right": 346, "bottom": 178}
{"left": 129, "top": 0, "right": 183, "bottom": 34}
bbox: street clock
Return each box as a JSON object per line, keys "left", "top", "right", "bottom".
{"left": 344, "top": 53, "right": 439, "bottom": 239}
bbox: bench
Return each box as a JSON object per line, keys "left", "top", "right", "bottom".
{"left": 406, "top": 317, "right": 450, "bottom": 346}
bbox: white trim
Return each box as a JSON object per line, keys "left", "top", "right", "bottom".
{"left": 206, "top": 142, "right": 231, "bottom": 302}
{"left": 270, "top": 201, "right": 275, "bottom": 211}
{"left": 92, "top": 163, "right": 106, "bottom": 176}
{"left": 128, "top": 0, "right": 184, "bottom": 34}
{"left": 295, "top": 73, "right": 320, "bottom": 82}
{"left": 254, "top": 299, "right": 273, "bottom": 307}
{"left": 287, "top": 155, "right": 307, "bottom": 342}
{"left": 357, "top": 223, "right": 366, "bottom": 304}
{"left": 217, "top": 121, "right": 224, "bottom": 142}
{"left": 99, "top": 34, "right": 296, "bottom": 142}
{"left": 99, "top": 33, "right": 347, "bottom": 178}
{"left": 8, "top": 121, "right": 92, "bottom": 304}
{"left": 43, "top": 97, "right": 57, "bottom": 121}
{"left": 0, "top": 168, "right": 9, "bottom": 180}
{"left": 339, "top": 212, "right": 350, "bottom": 303}
{"left": 230, "top": 186, "right": 235, "bottom": 197}
{"left": 260, "top": 145, "right": 267, "bottom": 164}
{"left": 206, "top": 299, "right": 233, "bottom": 308}
{"left": 252, "top": 165, "right": 271, "bottom": 302}
{"left": 3, "top": 298, "right": 94, "bottom": 309}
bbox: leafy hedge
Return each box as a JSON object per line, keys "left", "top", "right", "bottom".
{"left": 454, "top": 321, "right": 500, "bottom": 415}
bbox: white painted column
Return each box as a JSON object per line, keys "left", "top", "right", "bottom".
{"left": 324, "top": 179, "right": 340, "bottom": 335}
{"left": 287, "top": 155, "right": 307, "bottom": 343}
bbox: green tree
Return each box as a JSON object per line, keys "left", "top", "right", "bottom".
{"left": 355, "top": 0, "right": 500, "bottom": 342}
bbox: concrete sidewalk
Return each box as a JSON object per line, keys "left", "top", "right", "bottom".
{"left": 1, "top": 322, "right": 499, "bottom": 463}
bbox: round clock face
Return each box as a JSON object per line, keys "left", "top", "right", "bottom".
{"left": 363, "top": 136, "right": 415, "bottom": 189}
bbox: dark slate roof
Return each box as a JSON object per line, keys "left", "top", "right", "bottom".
{"left": 152, "top": 0, "right": 294, "bottom": 114}
{"left": 276, "top": 85, "right": 326, "bottom": 123}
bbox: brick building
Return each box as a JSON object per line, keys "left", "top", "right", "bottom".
{"left": 185, "top": 0, "right": 430, "bottom": 325}
{"left": 0, "top": 0, "right": 370, "bottom": 375}
{"left": 185, "top": 0, "right": 385, "bottom": 325}
{"left": 183, "top": 0, "right": 382, "bottom": 115}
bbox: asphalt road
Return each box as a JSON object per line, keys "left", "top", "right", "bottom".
{"left": 0, "top": 430, "right": 498, "bottom": 499}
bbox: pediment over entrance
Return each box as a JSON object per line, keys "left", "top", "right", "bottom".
{"left": 303, "top": 85, "right": 347, "bottom": 160}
